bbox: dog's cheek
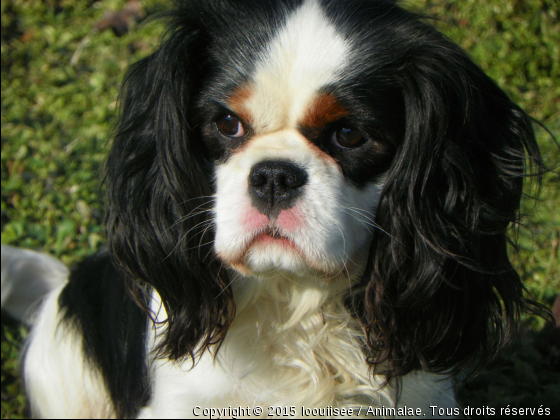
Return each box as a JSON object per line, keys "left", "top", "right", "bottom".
{"left": 213, "top": 161, "right": 250, "bottom": 259}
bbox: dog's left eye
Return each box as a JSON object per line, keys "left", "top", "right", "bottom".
{"left": 331, "top": 127, "right": 366, "bottom": 149}
{"left": 215, "top": 114, "right": 246, "bottom": 138}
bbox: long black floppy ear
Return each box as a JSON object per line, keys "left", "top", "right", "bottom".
{"left": 361, "top": 16, "right": 548, "bottom": 381}
{"left": 104, "top": 17, "right": 234, "bottom": 362}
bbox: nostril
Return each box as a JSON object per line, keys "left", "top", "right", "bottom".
{"left": 250, "top": 172, "right": 267, "bottom": 187}
{"left": 281, "top": 172, "right": 306, "bottom": 189}
{"left": 277, "top": 174, "right": 288, "bottom": 188}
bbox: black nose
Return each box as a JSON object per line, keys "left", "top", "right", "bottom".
{"left": 248, "top": 160, "right": 308, "bottom": 216}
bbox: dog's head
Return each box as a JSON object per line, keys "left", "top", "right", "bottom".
{"left": 105, "top": 0, "right": 543, "bottom": 379}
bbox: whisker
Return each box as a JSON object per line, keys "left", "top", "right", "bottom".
{"left": 343, "top": 209, "right": 374, "bottom": 234}
{"left": 186, "top": 239, "right": 215, "bottom": 253}
{"left": 344, "top": 208, "right": 397, "bottom": 241}
{"left": 161, "top": 219, "right": 213, "bottom": 262}
{"left": 198, "top": 220, "right": 216, "bottom": 258}
{"left": 347, "top": 206, "right": 376, "bottom": 217}
{"left": 176, "top": 195, "right": 217, "bottom": 206}
{"left": 215, "top": 271, "right": 242, "bottom": 299}
{"left": 169, "top": 200, "right": 215, "bottom": 230}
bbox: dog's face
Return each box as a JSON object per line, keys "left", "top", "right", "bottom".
{"left": 204, "top": 1, "right": 398, "bottom": 279}
{"left": 106, "top": 0, "right": 543, "bottom": 380}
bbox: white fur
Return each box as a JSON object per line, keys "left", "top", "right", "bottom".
{"left": 24, "top": 285, "right": 115, "bottom": 419}
{"left": 245, "top": 0, "right": 349, "bottom": 132}
{"left": 139, "top": 284, "right": 456, "bottom": 419}
{"left": 213, "top": 129, "right": 381, "bottom": 280}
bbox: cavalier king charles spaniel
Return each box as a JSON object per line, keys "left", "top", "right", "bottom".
{"left": 1, "top": 0, "right": 547, "bottom": 418}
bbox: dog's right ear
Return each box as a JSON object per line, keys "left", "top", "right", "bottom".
{"left": 104, "top": 21, "right": 235, "bottom": 363}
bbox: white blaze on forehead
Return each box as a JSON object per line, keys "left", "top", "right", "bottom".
{"left": 246, "top": 0, "right": 349, "bottom": 133}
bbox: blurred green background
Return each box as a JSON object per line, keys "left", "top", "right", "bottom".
{"left": 1, "top": 0, "right": 558, "bottom": 418}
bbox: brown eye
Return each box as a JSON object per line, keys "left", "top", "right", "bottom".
{"left": 216, "top": 114, "right": 245, "bottom": 138}
{"left": 331, "top": 127, "right": 366, "bottom": 149}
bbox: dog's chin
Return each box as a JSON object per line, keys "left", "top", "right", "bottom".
{"left": 244, "top": 236, "right": 312, "bottom": 276}
{"left": 227, "top": 239, "right": 318, "bottom": 278}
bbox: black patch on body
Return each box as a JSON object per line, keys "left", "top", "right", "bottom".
{"left": 58, "top": 251, "right": 150, "bottom": 418}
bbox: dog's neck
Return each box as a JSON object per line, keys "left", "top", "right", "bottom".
{"left": 216, "top": 273, "right": 391, "bottom": 408}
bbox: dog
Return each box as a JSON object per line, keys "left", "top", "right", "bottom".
{"left": 1, "top": 0, "right": 547, "bottom": 417}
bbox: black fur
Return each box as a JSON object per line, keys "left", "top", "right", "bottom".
{"left": 58, "top": 251, "right": 150, "bottom": 418}
{"left": 99, "top": 0, "right": 551, "bottom": 407}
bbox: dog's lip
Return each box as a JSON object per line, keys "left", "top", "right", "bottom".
{"left": 250, "top": 226, "right": 296, "bottom": 247}
{"left": 264, "top": 226, "right": 285, "bottom": 239}
{"left": 252, "top": 226, "right": 292, "bottom": 243}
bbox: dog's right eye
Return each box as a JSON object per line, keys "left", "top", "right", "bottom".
{"left": 215, "top": 114, "right": 245, "bottom": 138}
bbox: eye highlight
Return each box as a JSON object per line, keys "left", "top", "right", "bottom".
{"left": 331, "top": 127, "right": 366, "bottom": 149}
{"left": 215, "top": 114, "right": 246, "bottom": 138}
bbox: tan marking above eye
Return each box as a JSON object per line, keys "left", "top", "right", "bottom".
{"left": 228, "top": 86, "right": 254, "bottom": 126}
{"left": 301, "top": 93, "right": 348, "bottom": 129}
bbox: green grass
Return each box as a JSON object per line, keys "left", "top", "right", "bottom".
{"left": 1, "top": 0, "right": 559, "bottom": 418}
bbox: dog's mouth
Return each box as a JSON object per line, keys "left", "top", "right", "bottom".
{"left": 242, "top": 224, "right": 300, "bottom": 254}
{"left": 264, "top": 227, "right": 285, "bottom": 239}
{"left": 254, "top": 227, "right": 293, "bottom": 245}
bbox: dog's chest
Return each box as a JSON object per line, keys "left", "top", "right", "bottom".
{"left": 144, "top": 294, "right": 393, "bottom": 417}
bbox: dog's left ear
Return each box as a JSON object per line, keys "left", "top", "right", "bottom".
{"left": 358, "top": 18, "right": 547, "bottom": 380}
